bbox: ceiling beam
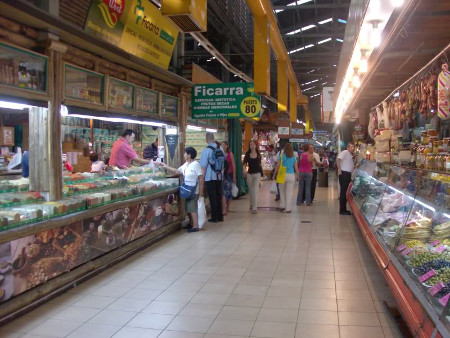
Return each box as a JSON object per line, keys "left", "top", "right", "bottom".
{"left": 290, "top": 52, "right": 340, "bottom": 58}
{"left": 284, "top": 33, "right": 344, "bottom": 39}
{"left": 274, "top": 4, "right": 350, "bottom": 10}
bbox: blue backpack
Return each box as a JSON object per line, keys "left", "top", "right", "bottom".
{"left": 207, "top": 146, "right": 225, "bottom": 179}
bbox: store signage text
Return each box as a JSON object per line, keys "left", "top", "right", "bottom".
{"left": 192, "top": 83, "right": 261, "bottom": 119}
{"left": 85, "top": 0, "right": 178, "bottom": 69}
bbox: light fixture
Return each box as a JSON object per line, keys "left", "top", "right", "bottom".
{"left": 336, "top": 38, "right": 343, "bottom": 43}
{"left": 359, "top": 49, "right": 369, "bottom": 73}
{"left": 65, "top": 113, "right": 167, "bottom": 127}
{"left": 318, "top": 38, "right": 332, "bottom": 45}
{"left": 187, "top": 125, "right": 203, "bottom": 131}
{"left": 0, "top": 100, "right": 33, "bottom": 110}
{"left": 352, "top": 68, "right": 360, "bottom": 88}
{"left": 369, "top": 20, "right": 382, "bottom": 48}
{"left": 318, "top": 18, "right": 332, "bottom": 25}
{"left": 391, "top": 0, "right": 404, "bottom": 7}
{"left": 338, "top": 19, "right": 347, "bottom": 24}
{"left": 206, "top": 128, "right": 217, "bottom": 133}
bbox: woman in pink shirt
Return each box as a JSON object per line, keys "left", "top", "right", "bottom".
{"left": 296, "top": 144, "right": 314, "bottom": 206}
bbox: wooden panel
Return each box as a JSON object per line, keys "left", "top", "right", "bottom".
{"left": 59, "top": 0, "right": 91, "bottom": 29}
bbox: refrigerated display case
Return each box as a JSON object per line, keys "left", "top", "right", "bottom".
{"left": 349, "top": 160, "right": 450, "bottom": 337}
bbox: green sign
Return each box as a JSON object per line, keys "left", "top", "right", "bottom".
{"left": 192, "top": 83, "right": 261, "bottom": 119}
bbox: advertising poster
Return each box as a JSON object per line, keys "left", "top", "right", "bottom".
{"left": 84, "top": 0, "right": 179, "bottom": 69}
{"left": 192, "top": 83, "right": 262, "bottom": 119}
{"left": 0, "top": 242, "right": 13, "bottom": 303}
{"left": 9, "top": 222, "right": 83, "bottom": 298}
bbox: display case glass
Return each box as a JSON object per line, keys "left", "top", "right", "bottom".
{"left": 135, "top": 86, "right": 158, "bottom": 115}
{"left": 352, "top": 161, "right": 450, "bottom": 326}
{"left": 0, "top": 43, "right": 47, "bottom": 93}
{"left": 64, "top": 64, "right": 104, "bottom": 105}
{"left": 108, "top": 78, "right": 134, "bottom": 110}
{"left": 161, "top": 94, "right": 178, "bottom": 118}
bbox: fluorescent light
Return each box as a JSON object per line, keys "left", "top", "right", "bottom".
{"left": 0, "top": 101, "right": 32, "bottom": 110}
{"left": 187, "top": 125, "right": 203, "bottom": 131}
{"left": 392, "top": 0, "right": 404, "bottom": 7}
{"left": 262, "top": 104, "right": 267, "bottom": 108}
{"left": 318, "top": 38, "right": 332, "bottom": 44}
{"left": 336, "top": 38, "right": 343, "bottom": 43}
{"left": 317, "top": 141, "right": 323, "bottom": 146}
{"left": 307, "top": 69, "right": 315, "bottom": 73}
{"left": 206, "top": 128, "right": 217, "bottom": 133}
{"left": 444, "top": 213, "right": 450, "bottom": 219}
{"left": 322, "top": 82, "right": 327, "bottom": 85}
{"left": 310, "top": 93, "right": 320, "bottom": 98}
{"left": 301, "top": 24, "right": 316, "bottom": 31}
{"left": 304, "top": 44, "right": 314, "bottom": 49}
{"left": 338, "top": 19, "right": 347, "bottom": 24}
{"left": 60, "top": 105, "right": 68, "bottom": 116}
{"left": 393, "top": 91, "right": 400, "bottom": 97}
{"left": 66, "top": 113, "right": 167, "bottom": 127}
{"left": 318, "top": 18, "right": 332, "bottom": 25}
{"left": 303, "top": 86, "right": 315, "bottom": 91}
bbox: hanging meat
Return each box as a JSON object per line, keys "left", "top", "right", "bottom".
{"left": 428, "top": 73, "right": 438, "bottom": 111}
{"left": 368, "top": 111, "right": 376, "bottom": 140}
{"left": 376, "top": 106, "right": 384, "bottom": 128}
{"left": 438, "top": 63, "right": 449, "bottom": 120}
{"left": 394, "top": 98, "right": 402, "bottom": 130}
{"left": 420, "top": 78, "right": 428, "bottom": 115}
{"left": 382, "top": 101, "right": 390, "bottom": 128}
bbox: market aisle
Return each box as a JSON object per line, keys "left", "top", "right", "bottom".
{"left": 0, "top": 177, "right": 405, "bottom": 338}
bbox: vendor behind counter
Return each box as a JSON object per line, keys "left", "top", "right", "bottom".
{"left": 109, "top": 129, "right": 150, "bottom": 169}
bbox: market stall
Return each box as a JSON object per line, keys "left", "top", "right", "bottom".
{"left": 0, "top": 2, "right": 191, "bottom": 320}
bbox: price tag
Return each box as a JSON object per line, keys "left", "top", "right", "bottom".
{"left": 429, "top": 281, "right": 445, "bottom": 296}
{"left": 431, "top": 240, "right": 440, "bottom": 247}
{"left": 396, "top": 244, "right": 407, "bottom": 252}
{"left": 439, "top": 293, "right": 450, "bottom": 306}
{"left": 418, "top": 269, "right": 436, "bottom": 283}
{"left": 402, "top": 248, "right": 413, "bottom": 256}
{"left": 436, "top": 246, "right": 446, "bottom": 253}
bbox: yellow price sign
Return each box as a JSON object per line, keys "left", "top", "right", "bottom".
{"left": 240, "top": 96, "right": 261, "bottom": 118}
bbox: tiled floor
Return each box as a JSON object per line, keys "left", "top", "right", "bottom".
{"left": 0, "top": 178, "right": 405, "bottom": 337}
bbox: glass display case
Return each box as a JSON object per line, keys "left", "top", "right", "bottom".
{"left": 351, "top": 160, "right": 450, "bottom": 332}
{"left": 135, "top": 86, "right": 158, "bottom": 115}
{"left": 161, "top": 93, "right": 178, "bottom": 118}
{"left": 108, "top": 78, "right": 134, "bottom": 110}
{"left": 0, "top": 42, "right": 47, "bottom": 93}
{"left": 64, "top": 64, "right": 104, "bottom": 105}
{"left": 0, "top": 167, "right": 178, "bottom": 232}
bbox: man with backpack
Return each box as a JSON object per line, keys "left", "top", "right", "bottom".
{"left": 200, "top": 132, "right": 225, "bottom": 223}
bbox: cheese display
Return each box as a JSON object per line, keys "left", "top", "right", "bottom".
{"left": 351, "top": 160, "right": 450, "bottom": 314}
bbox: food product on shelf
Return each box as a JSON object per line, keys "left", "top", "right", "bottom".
{"left": 415, "top": 259, "right": 450, "bottom": 275}
{"left": 409, "top": 252, "right": 448, "bottom": 268}
{"left": 427, "top": 268, "right": 450, "bottom": 286}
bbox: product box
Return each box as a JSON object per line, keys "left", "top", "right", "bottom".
{"left": 0, "top": 127, "right": 14, "bottom": 146}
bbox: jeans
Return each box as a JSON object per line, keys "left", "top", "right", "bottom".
{"left": 339, "top": 171, "right": 352, "bottom": 212}
{"left": 297, "top": 172, "right": 312, "bottom": 204}
{"left": 247, "top": 173, "right": 261, "bottom": 211}
{"left": 205, "top": 180, "right": 223, "bottom": 221}
{"left": 279, "top": 173, "right": 295, "bottom": 212}
{"left": 311, "top": 169, "right": 318, "bottom": 201}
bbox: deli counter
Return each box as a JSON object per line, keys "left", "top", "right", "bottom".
{"left": 349, "top": 160, "right": 450, "bottom": 337}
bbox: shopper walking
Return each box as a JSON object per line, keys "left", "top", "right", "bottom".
{"left": 221, "top": 141, "right": 236, "bottom": 215}
{"left": 158, "top": 147, "right": 204, "bottom": 232}
{"left": 273, "top": 143, "right": 298, "bottom": 213}
{"left": 337, "top": 142, "right": 355, "bottom": 215}
{"left": 297, "top": 144, "right": 314, "bottom": 206}
{"left": 243, "top": 140, "right": 264, "bottom": 214}
{"left": 200, "top": 133, "right": 224, "bottom": 223}
{"left": 310, "top": 145, "right": 321, "bottom": 203}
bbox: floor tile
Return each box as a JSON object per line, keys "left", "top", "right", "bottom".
{"left": 299, "top": 298, "right": 337, "bottom": 311}
{"left": 191, "top": 293, "right": 230, "bottom": 305}
{"left": 337, "top": 299, "right": 376, "bottom": 312}
{"left": 112, "top": 327, "right": 161, "bottom": 338}
{"left": 106, "top": 297, "right": 151, "bottom": 312}
{"left": 339, "top": 325, "right": 384, "bottom": 338}
{"left": 297, "top": 310, "right": 338, "bottom": 325}
{"left": 336, "top": 289, "right": 373, "bottom": 300}
{"left": 142, "top": 301, "right": 187, "bottom": 315}
{"left": 302, "top": 279, "right": 335, "bottom": 289}
{"left": 218, "top": 306, "right": 260, "bottom": 321}
{"left": 301, "top": 288, "right": 336, "bottom": 299}
{"left": 226, "top": 294, "right": 265, "bottom": 307}
{"left": 27, "top": 319, "right": 83, "bottom": 337}
{"left": 266, "top": 285, "right": 302, "bottom": 297}
{"left": 89, "top": 309, "right": 137, "bottom": 326}
{"left": 257, "top": 308, "right": 298, "bottom": 323}
{"left": 338, "top": 311, "right": 381, "bottom": 326}
{"left": 66, "top": 323, "right": 120, "bottom": 338}
{"left": 126, "top": 313, "right": 174, "bottom": 330}
{"left": 251, "top": 321, "right": 296, "bottom": 338}
{"left": 167, "top": 315, "right": 214, "bottom": 333}
{"left": 208, "top": 318, "right": 254, "bottom": 336}
{"left": 179, "top": 303, "right": 223, "bottom": 318}
{"left": 73, "top": 295, "right": 117, "bottom": 309}
{"left": 263, "top": 296, "right": 300, "bottom": 309}
{"left": 158, "top": 331, "right": 204, "bottom": 338}
{"left": 52, "top": 306, "right": 101, "bottom": 322}
{"left": 295, "top": 324, "right": 339, "bottom": 338}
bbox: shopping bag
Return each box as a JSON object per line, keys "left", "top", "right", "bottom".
{"left": 275, "top": 154, "right": 286, "bottom": 184}
{"left": 232, "top": 183, "right": 239, "bottom": 197}
{"left": 270, "top": 181, "right": 278, "bottom": 194}
{"left": 198, "top": 197, "right": 207, "bottom": 228}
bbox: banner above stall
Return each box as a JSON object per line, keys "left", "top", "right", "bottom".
{"left": 192, "top": 83, "right": 262, "bottom": 119}
{"left": 84, "top": 0, "right": 179, "bottom": 69}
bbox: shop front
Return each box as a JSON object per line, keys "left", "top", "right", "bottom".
{"left": 0, "top": 1, "right": 192, "bottom": 321}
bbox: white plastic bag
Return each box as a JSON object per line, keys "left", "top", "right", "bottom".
{"left": 270, "top": 181, "right": 278, "bottom": 194}
{"left": 198, "top": 197, "right": 206, "bottom": 228}
{"left": 232, "top": 183, "right": 238, "bottom": 197}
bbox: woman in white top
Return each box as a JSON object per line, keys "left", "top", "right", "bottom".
{"left": 159, "top": 147, "right": 204, "bottom": 232}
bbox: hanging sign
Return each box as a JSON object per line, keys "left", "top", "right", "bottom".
{"left": 165, "top": 134, "right": 178, "bottom": 161}
{"left": 84, "top": 0, "right": 179, "bottom": 69}
{"left": 192, "top": 83, "right": 261, "bottom": 119}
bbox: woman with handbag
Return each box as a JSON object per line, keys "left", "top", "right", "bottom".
{"left": 159, "top": 147, "right": 204, "bottom": 232}
{"left": 273, "top": 143, "right": 298, "bottom": 213}
{"left": 221, "top": 141, "right": 236, "bottom": 216}
{"left": 243, "top": 140, "right": 264, "bottom": 214}
{"left": 297, "top": 144, "right": 314, "bottom": 206}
